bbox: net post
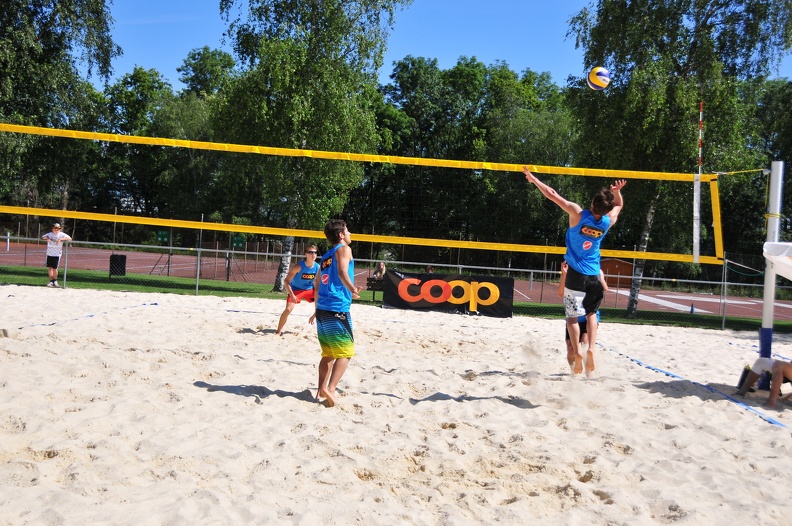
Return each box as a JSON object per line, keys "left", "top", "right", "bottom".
{"left": 760, "top": 160, "right": 784, "bottom": 358}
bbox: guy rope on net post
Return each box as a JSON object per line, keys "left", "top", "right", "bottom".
{"left": 760, "top": 161, "right": 785, "bottom": 359}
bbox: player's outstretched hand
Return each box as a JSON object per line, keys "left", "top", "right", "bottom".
{"left": 611, "top": 179, "right": 627, "bottom": 191}
{"left": 523, "top": 166, "right": 539, "bottom": 185}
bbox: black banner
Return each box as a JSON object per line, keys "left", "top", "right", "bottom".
{"left": 382, "top": 272, "right": 514, "bottom": 318}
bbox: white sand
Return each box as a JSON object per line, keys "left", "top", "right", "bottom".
{"left": 1, "top": 284, "right": 791, "bottom": 525}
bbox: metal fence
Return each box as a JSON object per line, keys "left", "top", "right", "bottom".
{"left": 2, "top": 234, "right": 791, "bottom": 329}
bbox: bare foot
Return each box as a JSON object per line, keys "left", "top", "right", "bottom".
{"left": 573, "top": 354, "right": 583, "bottom": 375}
{"left": 763, "top": 401, "right": 778, "bottom": 410}
{"left": 585, "top": 350, "right": 596, "bottom": 377}
{"left": 318, "top": 387, "right": 336, "bottom": 407}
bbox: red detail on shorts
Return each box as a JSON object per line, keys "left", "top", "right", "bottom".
{"left": 321, "top": 274, "right": 329, "bottom": 285}
{"left": 582, "top": 241, "right": 592, "bottom": 250}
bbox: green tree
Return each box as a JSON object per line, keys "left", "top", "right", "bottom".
{"left": 105, "top": 67, "right": 175, "bottom": 216}
{"left": 177, "top": 46, "right": 236, "bottom": 97}
{"left": 482, "top": 64, "right": 575, "bottom": 268}
{"left": 33, "top": 79, "right": 108, "bottom": 212}
{"left": 0, "top": 0, "right": 119, "bottom": 206}
{"left": 372, "top": 56, "right": 573, "bottom": 267}
{"left": 216, "top": 0, "right": 411, "bottom": 290}
{"left": 378, "top": 55, "right": 491, "bottom": 264}
{"left": 755, "top": 79, "right": 792, "bottom": 243}
{"left": 149, "top": 92, "right": 223, "bottom": 223}
{"left": 568, "top": 0, "right": 792, "bottom": 316}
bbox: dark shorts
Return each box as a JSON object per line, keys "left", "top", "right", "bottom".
{"left": 564, "top": 319, "right": 588, "bottom": 341}
{"left": 564, "top": 265, "right": 604, "bottom": 315}
{"left": 46, "top": 256, "right": 61, "bottom": 269}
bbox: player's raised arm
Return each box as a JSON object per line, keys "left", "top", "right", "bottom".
{"left": 607, "top": 179, "right": 627, "bottom": 224}
{"left": 523, "top": 167, "right": 582, "bottom": 218}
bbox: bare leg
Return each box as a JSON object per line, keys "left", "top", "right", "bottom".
{"left": 565, "top": 339, "right": 576, "bottom": 370}
{"left": 321, "top": 358, "right": 350, "bottom": 407}
{"left": 566, "top": 318, "right": 582, "bottom": 374}
{"left": 317, "top": 357, "right": 334, "bottom": 401}
{"left": 765, "top": 362, "right": 792, "bottom": 409}
{"left": 585, "top": 312, "right": 598, "bottom": 376}
{"left": 275, "top": 302, "right": 296, "bottom": 335}
{"left": 736, "top": 370, "right": 761, "bottom": 396}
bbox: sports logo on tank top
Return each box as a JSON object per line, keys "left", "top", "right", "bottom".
{"left": 582, "top": 241, "right": 593, "bottom": 250}
{"left": 300, "top": 272, "right": 316, "bottom": 280}
{"left": 580, "top": 226, "right": 605, "bottom": 238}
{"left": 321, "top": 274, "right": 329, "bottom": 284}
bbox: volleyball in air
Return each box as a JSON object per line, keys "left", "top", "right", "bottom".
{"left": 587, "top": 67, "right": 610, "bottom": 90}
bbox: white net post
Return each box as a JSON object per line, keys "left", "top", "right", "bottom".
{"left": 693, "top": 102, "right": 703, "bottom": 264}
{"left": 760, "top": 160, "right": 785, "bottom": 358}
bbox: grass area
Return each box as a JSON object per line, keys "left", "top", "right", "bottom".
{"left": 2, "top": 265, "right": 789, "bottom": 332}
{"left": 0, "top": 265, "right": 284, "bottom": 299}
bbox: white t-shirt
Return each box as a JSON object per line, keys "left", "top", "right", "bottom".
{"left": 43, "top": 231, "right": 71, "bottom": 257}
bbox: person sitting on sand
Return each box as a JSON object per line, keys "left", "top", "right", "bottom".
{"left": 736, "top": 357, "right": 792, "bottom": 409}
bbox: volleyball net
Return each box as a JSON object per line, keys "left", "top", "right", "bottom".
{"left": 0, "top": 123, "right": 724, "bottom": 265}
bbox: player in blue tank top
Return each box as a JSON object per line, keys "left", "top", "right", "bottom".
{"left": 308, "top": 219, "right": 361, "bottom": 407}
{"left": 275, "top": 244, "right": 320, "bottom": 335}
{"left": 524, "top": 167, "right": 626, "bottom": 378}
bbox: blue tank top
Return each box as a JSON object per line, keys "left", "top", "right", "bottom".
{"left": 564, "top": 210, "right": 611, "bottom": 275}
{"left": 317, "top": 243, "right": 354, "bottom": 312}
{"left": 290, "top": 260, "right": 319, "bottom": 291}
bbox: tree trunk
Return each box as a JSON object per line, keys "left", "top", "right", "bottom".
{"left": 626, "top": 189, "right": 661, "bottom": 318}
{"left": 272, "top": 235, "right": 295, "bottom": 292}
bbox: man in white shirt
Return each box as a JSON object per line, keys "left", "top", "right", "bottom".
{"left": 42, "top": 223, "right": 72, "bottom": 287}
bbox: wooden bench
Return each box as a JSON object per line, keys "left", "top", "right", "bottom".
{"left": 366, "top": 276, "right": 385, "bottom": 301}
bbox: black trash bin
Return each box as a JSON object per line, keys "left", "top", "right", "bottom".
{"left": 109, "top": 254, "right": 127, "bottom": 277}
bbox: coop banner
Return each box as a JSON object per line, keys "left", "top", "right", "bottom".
{"left": 383, "top": 272, "right": 513, "bottom": 318}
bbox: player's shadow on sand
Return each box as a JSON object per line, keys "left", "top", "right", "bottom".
{"left": 409, "top": 392, "right": 539, "bottom": 409}
{"left": 237, "top": 327, "right": 278, "bottom": 335}
{"left": 194, "top": 381, "right": 315, "bottom": 403}
{"left": 635, "top": 379, "right": 755, "bottom": 403}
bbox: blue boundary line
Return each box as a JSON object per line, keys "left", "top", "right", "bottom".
{"left": 605, "top": 345, "right": 787, "bottom": 429}
{"left": 727, "top": 341, "right": 791, "bottom": 362}
{"left": 18, "top": 302, "right": 159, "bottom": 329}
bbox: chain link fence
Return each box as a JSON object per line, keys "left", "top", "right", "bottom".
{"left": 2, "top": 233, "right": 790, "bottom": 331}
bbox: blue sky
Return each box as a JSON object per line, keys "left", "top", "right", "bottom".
{"left": 100, "top": 0, "right": 792, "bottom": 90}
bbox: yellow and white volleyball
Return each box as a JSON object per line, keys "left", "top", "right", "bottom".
{"left": 587, "top": 66, "right": 611, "bottom": 90}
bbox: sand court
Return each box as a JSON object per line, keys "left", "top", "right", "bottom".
{"left": 0, "top": 284, "right": 791, "bottom": 524}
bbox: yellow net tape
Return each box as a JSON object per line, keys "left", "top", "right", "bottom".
{"left": 0, "top": 123, "right": 726, "bottom": 264}
{"left": 0, "top": 205, "right": 723, "bottom": 265}
{"left": 0, "top": 123, "right": 718, "bottom": 182}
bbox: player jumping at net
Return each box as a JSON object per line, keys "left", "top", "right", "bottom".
{"left": 523, "top": 167, "right": 626, "bottom": 377}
